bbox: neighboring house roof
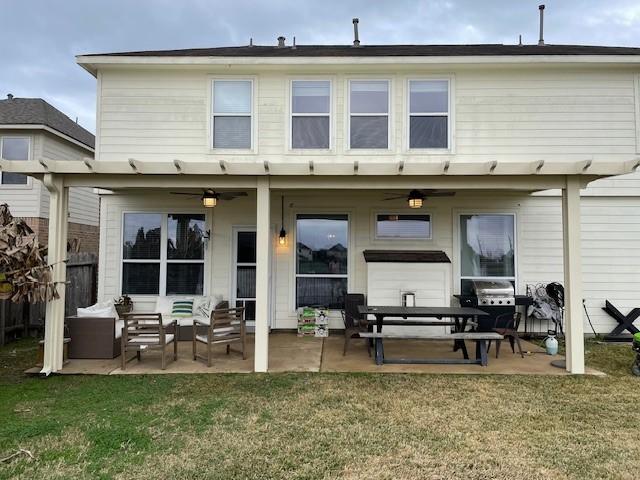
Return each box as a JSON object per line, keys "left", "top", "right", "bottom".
{"left": 82, "top": 43, "right": 640, "bottom": 58}
{"left": 0, "top": 97, "right": 95, "bottom": 150}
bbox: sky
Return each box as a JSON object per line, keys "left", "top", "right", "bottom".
{"left": 2, "top": 0, "right": 640, "bottom": 133}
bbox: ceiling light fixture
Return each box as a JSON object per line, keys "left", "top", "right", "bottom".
{"left": 407, "top": 190, "right": 424, "bottom": 209}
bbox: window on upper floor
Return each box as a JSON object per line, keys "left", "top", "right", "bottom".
{"left": 291, "top": 80, "right": 331, "bottom": 149}
{"left": 408, "top": 80, "right": 449, "bottom": 149}
{"left": 212, "top": 80, "right": 252, "bottom": 149}
{"left": 349, "top": 80, "right": 389, "bottom": 149}
{"left": 0, "top": 137, "right": 29, "bottom": 185}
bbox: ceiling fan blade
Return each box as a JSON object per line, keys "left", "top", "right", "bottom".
{"left": 170, "top": 192, "right": 201, "bottom": 196}
{"left": 425, "top": 191, "right": 456, "bottom": 197}
{"left": 382, "top": 196, "right": 406, "bottom": 201}
{"left": 218, "top": 191, "right": 248, "bottom": 200}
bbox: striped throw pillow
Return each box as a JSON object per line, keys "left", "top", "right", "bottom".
{"left": 171, "top": 299, "right": 194, "bottom": 317}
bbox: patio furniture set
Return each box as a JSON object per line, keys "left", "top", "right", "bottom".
{"left": 341, "top": 293, "right": 525, "bottom": 367}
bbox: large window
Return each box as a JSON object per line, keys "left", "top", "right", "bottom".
{"left": 349, "top": 80, "right": 389, "bottom": 149}
{"left": 212, "top": 80, "right": 252, "bottom": 149}
{"left": 0, "top": 137, "right": 29, "bottom": 185}
{"left": 376, "top": 214, "right": 431, "bottom": 239}
{"left": 291, "top": 80, "right": 330, "bottom": 149}
{"left": 408, "top": 80, "right": 449, "bottom": 149}
{"left": 296, "top": 214, "right": 348, "bottom": 309}
{"left": 122, "top": 213, "right": 206, "bottom": 295}
{"left": 459, "top": 214, "right": 515, "bottom": 295}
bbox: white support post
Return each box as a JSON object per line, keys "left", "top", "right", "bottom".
{"left": 562, "top": 175, "right": 585, "bottom": 374}
{"left": 41, "top": 174, "right": 69, "bottom": 375}
{"left": 254, "top": 177, "right": 271, "bottom": 372}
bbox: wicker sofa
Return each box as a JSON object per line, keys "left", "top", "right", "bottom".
{"left": 65, "top": 315, "right": 124, "bottom": 359}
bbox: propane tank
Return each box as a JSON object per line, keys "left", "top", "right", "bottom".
{"left": 545, "top": 334, "right": 558, "bottom": 355}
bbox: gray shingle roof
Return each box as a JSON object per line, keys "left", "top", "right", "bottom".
{"left": 83, "top": 43, "right": 640, "bottom": 58}
{"left": 0, "top": 97, "right": 94, "bottom": 149}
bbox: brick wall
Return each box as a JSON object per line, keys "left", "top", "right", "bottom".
{"left": 20, "top": 217, "right": 99, "bottom": 255}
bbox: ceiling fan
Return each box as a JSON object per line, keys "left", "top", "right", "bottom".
{"left": 169, "top": 189, "right": 248, "bottom": 207}
{"left": 382, "top": 189, "right": 456, "bottom": 208}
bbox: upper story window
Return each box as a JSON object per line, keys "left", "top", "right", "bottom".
{"left": 408, "top": 80, "right": 449, "bottom": 149}
{"left": 349, "top": 80, "right": 389, "bottom": 149}
{"left": 0, "top": 137, "right": 29, "bottom": 185}
{"left": 376, "top": 213, "right": 432, "bottom": 239}
{"left": 291, "top": 80, "right": 331, "bottom": 149}
{"left": 212, "top": 80, "right": 252, "bottom": 149}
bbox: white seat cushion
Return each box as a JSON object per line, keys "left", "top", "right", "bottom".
{"left": 115, "top": 320, "right": 125, "bottom": 339}
{"left": 154, "top": 297, "right": 176, "bottom": 315}
{"left": 128, "top": 334, "right": 175, "bottom": 344}
{"left": 77, "top": 300, "right": 118, "bottom": 319}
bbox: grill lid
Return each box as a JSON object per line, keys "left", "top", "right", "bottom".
{"left": 471, "top": 280, "right": 515, "bottom": 306}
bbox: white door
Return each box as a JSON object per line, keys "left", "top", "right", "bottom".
{"left": 232, "top": 228, "right": 256, "bottom": 327}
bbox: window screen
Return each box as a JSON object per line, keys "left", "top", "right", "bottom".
{"left": 409, "top": 80, "right": 449, "bottom": 149}
{"left": 376, "top": 214, "right": 431, "bottom": 239}
{"left": 212, "top": 80, "right": 252, "bottom": 148}
{"left": 349, "top": 80, "right": 389, "bottom": 149}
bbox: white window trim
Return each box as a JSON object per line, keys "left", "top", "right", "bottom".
{"left": 454, "top": 211, "right": 518, "bottom": 294}
{"left": 209, "top": 77, "right": 257, "bottom": 153}
{"left": 292, "top": 211, "right": 351, "bottom": 311}
{"left": 0, "top": 135, "right": 32, "bottom": 188}
{"left": 346, "top": 78, "right": 392, "bottom": 152}
{"left": 373, "top": 211, "right": 434, "bottom": 240}
{"left": 120, "top": 211, "right": 209, "bottom": 297}
{"left": 404, "top": 76, "right": 455, "bottom": 154}
{"left": 288, "top": 78, "right": 334, "bottom": 152}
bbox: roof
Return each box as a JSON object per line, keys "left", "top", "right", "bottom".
{"left": 363, "top": 250, "right": 451, "bottom": 263}
{"left": 0, "top": 97, "right": 95, "bottom": 149}
{"left": 82, "top": 43, "right": 640, "bottom": 58}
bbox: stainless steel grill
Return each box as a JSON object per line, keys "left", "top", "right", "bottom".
{"left": 471, "top": 280, "right": 515, "bottom": 306}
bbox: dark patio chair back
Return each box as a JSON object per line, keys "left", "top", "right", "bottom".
{"left": 343, "top": 294, "right": 365, "bottom": 329}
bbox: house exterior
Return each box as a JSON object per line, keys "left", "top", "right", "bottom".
{"left": 8, "top": 40, "right": 640, "bottom": 375}
{"left": 0, "top": 96, "right": 99, "bottom": 253}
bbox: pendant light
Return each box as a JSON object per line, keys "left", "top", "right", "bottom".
{"left": 278, "top": 195, "right": 287, "bottom": 245}
{"left": 407, "top": 189, "right": 424, "bottom": 209}
{"left": 202, "top": 190, "right": 217, "bottom": 208}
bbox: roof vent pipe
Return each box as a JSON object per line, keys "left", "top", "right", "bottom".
{"left": 277, "top": 36, "right": 286, "bottom": 48}
{"left": 7, "top": 93, "right": 13, "bottom": 100}
{"left": 352, "top": 18, "right": 360, "bottom": 47}
{"left": 538, "top": 4, "right": 545, "bottom": 46}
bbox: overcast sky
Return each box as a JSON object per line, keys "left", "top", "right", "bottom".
{"left": 2, "top": 0, "right": 639, "bottom": 133}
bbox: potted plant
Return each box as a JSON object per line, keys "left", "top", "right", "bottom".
{"left": 114, "top": 295, "right": 133, "bottom": 317}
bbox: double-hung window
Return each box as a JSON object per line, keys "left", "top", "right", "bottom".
{"left": 122, "top": 213, "right": 206, "bottom": 295}
{"left": 408, "top": 80, "right": 449, "bottom": 149}
{"left": 296, "top": 214, "right": 348, "bottom": 309}
{"left": 0, "top": 137, "right": 29, "bottom": 185}
{"left": 212, "top": 80, "right": 252, "bottom": 149}
{"left": 459, "top": 214, "right": 515, "bottom": 295}
{"left": 291, "top": 80, "right": 331, "bottom": 149}
{"left": 349, "top": 80, "right": 389, "bottom": 149}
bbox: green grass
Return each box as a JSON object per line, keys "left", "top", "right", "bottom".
{"left": 0, "top": 338, "right": 639, "bottom": 479}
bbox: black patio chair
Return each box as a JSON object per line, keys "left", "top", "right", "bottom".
{"left": 340, "top": 293, "right": 371, "bottom": 356}
{"left": 487, "top": 312, "right": 524, "bottom": 358}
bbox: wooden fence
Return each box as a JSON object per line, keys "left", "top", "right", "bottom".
{"left": 0, "top": 252, "right": 97, "bottom": 346}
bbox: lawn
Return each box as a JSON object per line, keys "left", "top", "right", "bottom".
{"left": 1, "top": 338, "right": 639, "bottom": 480}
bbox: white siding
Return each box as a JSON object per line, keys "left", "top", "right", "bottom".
{"left": 98, "top": 190, "right": 640, "bottom": 334}
{"left": 40, "top": 132, "right": 99, "bottom": 226}
{"left": 96, "top": 66, "right": 639, "bottom": 165}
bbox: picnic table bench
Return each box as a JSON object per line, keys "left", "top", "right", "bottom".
{"left": 360, "top": 331, "right": 504, "bottom": 366}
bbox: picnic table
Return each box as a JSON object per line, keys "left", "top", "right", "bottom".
{"left": 357, "top": 305, "right": 499, "bottom": 366}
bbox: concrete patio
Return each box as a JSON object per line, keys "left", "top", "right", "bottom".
{"left": 27, "top": 332, "right": 604, "bottom": 375}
